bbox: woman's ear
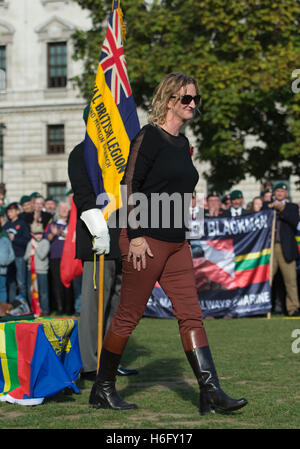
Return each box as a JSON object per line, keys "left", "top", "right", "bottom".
{"left": 167, "top": 95, "right": 176, "bottom": 111}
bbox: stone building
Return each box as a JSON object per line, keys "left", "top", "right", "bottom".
{"left": 0, "top": 0, "right": 91, "bottom": 203}
{"left": 0, "top": 0, "right": 299, "bottom": 206}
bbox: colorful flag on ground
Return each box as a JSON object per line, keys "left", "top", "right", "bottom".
{"left": 84, "top": 0, "right": 140, "bottom": 220}
{"left": 145, "top": 210, "right": 274, "bottom": 319}
{"left": 0, "top": 318, "right": 82, "bottom": 405}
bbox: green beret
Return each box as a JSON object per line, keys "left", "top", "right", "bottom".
{"left": 30, "top": 192, "right": 41, "bottom": 199}
{"left": 83, "top": 104, "right": 90, "bottom": 124}
{"left": 230, "top": 190, "right": 243, "bottom": 200}
{"left": 45, "top": 196, "right": 55, "bottom": 202}
{"left": 0, "top": 205, "right": 5, "bottom": 216}
{"left": 273, "top": 182, "right": 287, "bottom": 192}
{"left": 207, "top": 191, "right": 220, "bottom": 200}
{"left": 20, "top": 195, "right": 31, "bottom": 205}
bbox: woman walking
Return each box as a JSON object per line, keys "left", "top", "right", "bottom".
{"left": 88, "top": 72, "right": 248, "bottom": 415}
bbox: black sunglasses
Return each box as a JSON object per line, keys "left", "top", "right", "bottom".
{"left": 171, "top": 94, "right": 202, "bottom": 107}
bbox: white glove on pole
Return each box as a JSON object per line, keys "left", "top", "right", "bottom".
{"left": 80, "top": 208, "right": 110, "bottom": 255}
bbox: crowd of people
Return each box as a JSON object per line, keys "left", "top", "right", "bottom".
{"left": 1, "top": 70, "right": 299, "bottom": 416}
{"left": 190, "top": 180, "right": 300, "bottom": 317}
{"left": 0, "top": 177, "right": 299, "bottom": 319}
{"left": 0, "top": 184, "right": 81, "bottom": 316}
{"left": 192, "top": 182, "right": 279, "bottom": 219}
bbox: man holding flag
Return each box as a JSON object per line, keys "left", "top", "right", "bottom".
{"left": 68, "top": 0, "right": 140, "bottom": 380}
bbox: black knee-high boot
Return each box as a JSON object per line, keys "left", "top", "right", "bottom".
{"left": 182, "top": 330, "right": 248, "bottom": 415}
{"left": 89, "top": 330, "right": 138, "bottom": 411}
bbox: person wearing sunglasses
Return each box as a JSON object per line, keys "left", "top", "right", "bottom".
{"left": 89, "top": 72, "right": 248, "bottom": 416}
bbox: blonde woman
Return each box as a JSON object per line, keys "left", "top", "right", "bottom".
{"left": 45, "top": 201, "right": 73, "bottom": 314}
{"left": 89, "top": 73, "right": 248, "bottom": 415}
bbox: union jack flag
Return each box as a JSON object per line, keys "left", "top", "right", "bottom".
{"left": 83, "top": 0, "right": 140, "bottom": 209}
{"left": 100, "top": 1, "right": 132, "bottom": 105}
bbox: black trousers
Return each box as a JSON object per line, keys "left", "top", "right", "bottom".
{"left": 49, "top": 258, "right": 74, "bottom": 314}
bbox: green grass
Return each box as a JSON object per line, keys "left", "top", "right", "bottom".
{"left": 1, "top": 315, "right": 300, "bottom": 429}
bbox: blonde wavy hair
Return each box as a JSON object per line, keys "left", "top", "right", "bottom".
{"left": 148, "top": 72, "right": 200, "bottom": 125}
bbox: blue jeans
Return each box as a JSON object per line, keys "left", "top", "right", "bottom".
{"left": 0, "top": 274, "right": 7, "bottom": 302}
{"left": 15, "top": 257, "right": 27, "bottom": 298}
{"left": 37, "top": 273, "right": 50, "bottom": 315}
{"left": 72, "top": 275, "right": 82, "bottom": 314}
{"left": 7, "top": 257, "right": 27, "bottom": 303}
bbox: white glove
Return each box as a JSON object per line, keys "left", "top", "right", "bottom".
{"left": 80, "top": 208, "right": 110, "bottom": 255}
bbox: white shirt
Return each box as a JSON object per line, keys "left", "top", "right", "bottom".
{"left": 230, "top": 206, "right": 242, "bottom": 217}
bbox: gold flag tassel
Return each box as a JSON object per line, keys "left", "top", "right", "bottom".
{"left": 118, "top": 6, "right": 127, "bottom": 41}
{"left": 112, "top": 0, "right": 126, "bottom": 41}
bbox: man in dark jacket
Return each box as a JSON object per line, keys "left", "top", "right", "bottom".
{"left": 68, "top": 130, "right": 138, "bottom": 379}
{"left": 204, "top": 192, "right": 227, "bottom": 218}
{"left": 223, "top": 190, "right": 247, "bottom": 217}
{"left": 268, "top": 182, "right": 300, "bottom": 316}
{"left": 4, "top": 202, "right": 31, "bottom": 302}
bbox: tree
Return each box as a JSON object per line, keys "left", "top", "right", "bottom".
{"left": 72, "top": 0, "right": 300, "bottom": 193}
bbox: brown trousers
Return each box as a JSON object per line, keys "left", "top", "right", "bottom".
{"left": 272, "top": 243, "right": 300, "bottom": 315}
{"left": 106, "top": 228, "right": 208, "bottom": 352}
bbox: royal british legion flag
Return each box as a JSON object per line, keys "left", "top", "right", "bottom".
{"left": 84, "top": 0, "right": 140, "bottom": 220}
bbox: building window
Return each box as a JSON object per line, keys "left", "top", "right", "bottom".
{"left": 47, "top": 182, "right": 66, "bottom": 203}
{"left": 47, "top": 42, "right": 67, "bottom": 88}
{"left": 47, "top": 124, "right": 64, "bottom": 154}
{"left": 0, "top": 46, "right": 6, "bottom": 91}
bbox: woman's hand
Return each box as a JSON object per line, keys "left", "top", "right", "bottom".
{"left": 33, "top": 211, "right": 41, "bottom": 222}
{"left": 50, "top": 224, "right": 58, "bottom": 235}
{"left": 128, "top": 237, "right": 154, "bottom": 271}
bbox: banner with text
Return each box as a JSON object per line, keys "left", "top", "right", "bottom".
{"left": 145, "top": 210, "right": 274, "bottom": 318}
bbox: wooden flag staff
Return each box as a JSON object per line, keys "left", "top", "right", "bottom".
{"left": 97, "top": 254, "right": 105, "bottom": 372}
{"left": 267, "top": 210, "right": 276, "bottom": 320}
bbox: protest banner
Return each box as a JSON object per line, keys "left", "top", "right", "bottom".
{"left": 145, "top": 209, "right": 274, "bottom": 318}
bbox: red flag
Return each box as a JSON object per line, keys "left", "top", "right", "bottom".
{"left": 30, "top": 253, "right": 42, "bottom": 317}
{"left": 60, "top": 199, "right": 82, "bottom": 288}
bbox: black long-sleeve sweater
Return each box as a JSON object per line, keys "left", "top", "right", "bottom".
{"left": 122, "top": 124, "right": 199, "bottom": 242}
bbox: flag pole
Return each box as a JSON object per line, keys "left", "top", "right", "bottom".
{"left": 89, "top": 0, "right": 139, "bottom": 371}
{"left": 267, "top": 210, "right": 276, "bottom": 320}
{"left": 97, "top": 254, "right": 105, "bottom": 372}
{"left": 97, "top": 0, "right": 116, "bottom": 375}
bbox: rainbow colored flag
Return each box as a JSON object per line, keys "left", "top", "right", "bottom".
{"left": 84, "top": 0, "right": 140, "bottom": 220}
{"left": 234, "top": 248, "right": 270, "bottom": 288}
{"left": 0, "top": 318, "right": 82, "bottom": 405}
{"left": 145, "top": 210, "right": 274, "bottom": 319}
